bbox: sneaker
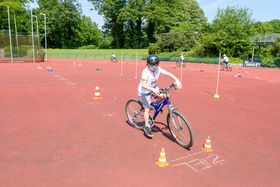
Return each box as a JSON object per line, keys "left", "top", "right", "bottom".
{"left": 143, "top": 126, "right": 153, "bottom": 138}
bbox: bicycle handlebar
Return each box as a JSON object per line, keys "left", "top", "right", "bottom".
{"left": 159, "top": 83, "right": 177, "bottom": 94}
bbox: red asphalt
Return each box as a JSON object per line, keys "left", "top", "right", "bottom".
{"left": 0, "top": 59, "right": 279, "bottom": 187}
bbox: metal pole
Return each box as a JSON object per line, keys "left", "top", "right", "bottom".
{"left": 214, "top": 52, "right": 221, "bottom": 99}
{"left": 14, "top": 15, "right": 19, "bottom": 58}
{"left": 7, "top": 6, "right": 13, "bottom": 63}
{"left": 252, "top": 47, "right": 255, "bottom": 63}
{"left": 31, "top": 10, "right": 35, "bottom": 63}
{"left": 120, "top": 51, "right": 123, "bottom": 76}
{"left": 33, "top": 15, "right": 40, "bottom": 47}
{"left": 135, "top": 52, "right": 138, "bottom": 79}
{"left": 180, "top": 60, "right": 183, "bottom": 85}
{"left": 40, "top": 13, "right": 47, "bottom": 62}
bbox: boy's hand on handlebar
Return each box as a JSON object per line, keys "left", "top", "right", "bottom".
{"left": 152, "top": 87, "right": 160, "bottom": 95}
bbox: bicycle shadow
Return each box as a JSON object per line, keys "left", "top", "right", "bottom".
{"left": 125, "top": 120, "right": 173, "bottom": 141}
{"left": 125, "top": 120, "right": 190, "bottom": 150}
{"left": 152, "top": 121, "right": 176, "bottom": 143}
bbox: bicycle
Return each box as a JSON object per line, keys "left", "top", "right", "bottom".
{"left": 125, "top": 83, "right": 194, "bottom": 149}
{"left": 220, "top": 62, "right": 232, "bottom": 71}
{"left": 111, "top": 57, "right": 118, "bottom": 62}
{"left": 176, "top": 59, "right": 186, "bottom": 68}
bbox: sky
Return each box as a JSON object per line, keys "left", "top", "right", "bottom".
{"left": 82, "top": 0, "right": 279, "bottom": 28}
{"left": 31, "top": 0, "right": 279, "bottom": 28}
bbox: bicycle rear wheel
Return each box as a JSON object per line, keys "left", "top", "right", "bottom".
{"left": 167, "top": 110, "right": 194, "bottom": 149}
{"left": 220, "top": 64, "right": 225, "bottom": 71}
{"left": 125, "top": 99, "right": 145, "bottom": 129}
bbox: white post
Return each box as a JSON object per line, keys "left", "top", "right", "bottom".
{"left": 252, "top": 47, "right": 255, "bottom": 63}
{"left": 31, "top": 10, "right": 35, "bottom": 63}
{"left": 120, "top": 52, "right": 123, "bottom": 76}
{"left": 40, "top": 13, "right": 47, "bottom": 62}
{"left": 214, "top": 52, "right": 221, "bottom": 99}
{"left": 33, "top": 15, "right": 40, "bottom": 47}
{"left": 134, "top": 52, "right": 138, "bottom": 79}
{"left": 180, "top": 61, "right": 183, "bottom": 85}
{"left": 14, "top": 15, "right": 19, "bottom": 58}
{"left": 7, "top": 6, "right": 13, "bottom": 63}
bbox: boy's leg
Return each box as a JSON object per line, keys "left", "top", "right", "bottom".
{"left": 139, "top": 94, "right": 153, "bottom": 138}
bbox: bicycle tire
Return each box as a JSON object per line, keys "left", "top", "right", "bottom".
{"left": 167, "top": 110, "right": 194, "bottom": 149}
{"left": 125, "top": 99, "right": 145, "bottom": 129}
{"left": 220, "top": 64, "right": 225, "bottom": 71}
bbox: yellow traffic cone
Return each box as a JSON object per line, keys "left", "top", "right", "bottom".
{"left": 202, "top": 135, "right": 213, "bottom": 152}
{"left": 156, "top": 147, "right": 169, "bottom": 167}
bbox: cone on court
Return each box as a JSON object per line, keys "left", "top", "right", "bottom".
{"left": 73, "top": 61, "right": 76, "bottom": 66}
{"left": 200, "top": 63, "right": 204, "bottom": 72}
{"left": 235, "top": 66, "right": 242, "bottom": 77}
{"left": 156, "top": 147, "right": 169, "bottom": 167}
{"left": 213, "top": 93, "right": 220, "bottom": 99}
{"left": 93, "top": 86, "right": 101, "bottom": 99}
{"left": 202, "top": 135, "right": 213, "bottom": 152}
{"left": 47, "top": 66, "right": 53, "bottom": 72}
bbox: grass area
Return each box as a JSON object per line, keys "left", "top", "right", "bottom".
{"left": 47, "top": 49, "right": 149, "bottom": 60}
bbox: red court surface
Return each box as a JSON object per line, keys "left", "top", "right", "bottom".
{"left": 0, "top": 59, "right": 279, "bottom": 186}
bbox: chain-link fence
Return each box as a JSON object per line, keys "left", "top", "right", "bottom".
{"left": 0, "top": 30, "right": 44, "bottom": 63}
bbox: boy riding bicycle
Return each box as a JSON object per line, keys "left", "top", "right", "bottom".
{"left": 138, "top": 55, "right": 182, "bottom": 138}
{"left": 222, "top": 54, "right": 229, "bottom": 65}
{"left": 111, "top": 53, "right": 117, "bottom": 62}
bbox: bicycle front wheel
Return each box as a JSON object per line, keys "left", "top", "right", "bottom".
{"left": 167, "top": 110, "right": 194, "bottom": 149}
{"left": 125, "top": 99, "right": 145, "bottom": 129}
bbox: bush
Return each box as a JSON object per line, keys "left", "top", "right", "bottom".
{"left": 261, "top": 58, "right": 277, "bottom": 68}
{"left": 4, "top": 45, "right": 30, "bottom": 57}
{"left": 78, "top": 45, "right": 97, "bottom": 49}
{"left": 148, "top": 43, "right": 160, "bottom": 55}
{"left": 275, "top": 58, "right": 280, "bottom": 67}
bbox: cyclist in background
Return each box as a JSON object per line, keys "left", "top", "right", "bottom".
{"left": 111, "top": 53, "right": 117, "bottom": 62}
{"left": 179, "top": 53, "right": 185, "bottom": 64}
{"left": 138, "top": 55, "right": 182, "bottom": 138}
{"left": 222, "top": 54, "right": 229, "bottom": 65}
{"left": 176, "top": 52, "right": 185, "bottom": 67}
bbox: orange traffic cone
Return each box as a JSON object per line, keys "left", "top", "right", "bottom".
{"left": 202, "top": 135, "right": 213, "bottom": 152}
{"left": 235, "top": 66, "right": 242, "bottom": 77}
{"left": 200, "top": 63, "right": 204, "bottom": 72}
{"left": 93, "top": 86, "right": 101, "bottom": 99}
{"left": 47, "top": 66, "right": 53, "bottom": 72}
{"left": 37, "top": 64, "right": 42, "bottom": 70}
{"left": 156, "top": 147, "right": 169, "bottom": 167}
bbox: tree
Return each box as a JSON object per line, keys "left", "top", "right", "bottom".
{"left": 262, "top": 19, "right": 280, "bottom": 34}
{"left": 35, "top": 0, "right": 83, "bottom": 48}
{"left": 271, "top": 37, "right": 280, "bottom": 57}
{"left": 78, "top": 16, "right": 102, "bottom": 47}
{"left": 89, "top": 0, "right": 126, "bottom": 48}
{"left": 89, "top": 0, "right": 207, "bottom": 49}
{"left": 202, "top": 6, "right": 255, "bottom": 57}
{"left": 0, "top": 0, "right": 30, "bottom": 32}
{"left": 154, "top": 0, "right": 207, "bottom": 52}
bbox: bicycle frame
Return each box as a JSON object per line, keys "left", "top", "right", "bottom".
{"left": 150, "top": 97, "right": 171, "bottom": 120}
